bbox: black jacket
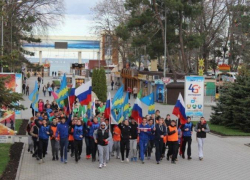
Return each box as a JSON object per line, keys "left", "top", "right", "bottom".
{"left": 118, "top": 123, "right": 131, "bottom": 141}
{"left": 129, "top": 122, "right": 138, "bottom": 139}
{"left": 195, "top": 122, "right": 210, "bottom": 138}
{"left": 165, "top": 119, "right": 171, "bottom": 127}
{"left": 153, "top": 124, "right": 167, "bottom": 140}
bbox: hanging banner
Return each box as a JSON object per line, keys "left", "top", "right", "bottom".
{"left": 185, "top": 76, "right": 204, "bottom": 117}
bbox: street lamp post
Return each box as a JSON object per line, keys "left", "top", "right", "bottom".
{"left": 163, "top": 4, "right": 167, "bottom": 78}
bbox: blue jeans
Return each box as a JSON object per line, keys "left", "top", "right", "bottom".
{"left": 60, "top": 138, "right": 69, "bottom": 160}
{"left": 139, "top": 140, "right": 148, "bottom": 161}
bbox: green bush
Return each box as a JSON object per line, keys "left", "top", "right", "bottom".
{"left": 53, "top": 80, "right": 61, "bottom": 86}
{"left": 27, "top": 72, "right": 30, "bottom": 78}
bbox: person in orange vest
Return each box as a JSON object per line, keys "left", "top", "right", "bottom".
{"left": 167, "top": 120, "right": 178, "bottom": 164}
{"left": 49, "top": 118, "right": 59, "bottom": 161}
{"left": 112, "top": 124, "right": 121, "bottom": 159}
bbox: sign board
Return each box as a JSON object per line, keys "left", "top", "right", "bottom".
{"left": 0, "top": 73, "right": 16, "bottom": 136}
{"left": 218, "top": 64, "right": 230, "bottom": 72}
{"left": 185, "top": 76, "right": 204, "bottom": 118}
{"left": 162, "top": 77, "right": 171, "bottom": 84}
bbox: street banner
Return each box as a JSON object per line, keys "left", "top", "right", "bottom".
{"left": 0, "top": 73, "right": 16, "bottom": 135}
{"left": 185, "top": 76, "right": 204, "bottom": 118}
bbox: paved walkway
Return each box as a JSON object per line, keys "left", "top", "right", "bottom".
{"left": 18, "top": 76, "right": 250, "bottom": 180}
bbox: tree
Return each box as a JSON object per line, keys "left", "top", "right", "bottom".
{"left": 98, "top": 68, "right": 107, "bottom": 102}
{"left": 92, "top": 68, "right": 107, "bottom": 102}
{"left": 92, "top": 0, "right": 130, "bottom": 68}
{"left": 194, "top": 0, "right": 229, "bottom": 73}
{"left": 210, "top": 65, "right": 250, "bottom": 132}
{"left": 0, "top": 76, "right": 25, "bottom": 110}
{"left": 0, "top": 0, "right": 65, "bottom": 70}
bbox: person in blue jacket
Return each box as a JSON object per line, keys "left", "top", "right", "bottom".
{"left": 56, "top": 115, "right": 71, "bottom": 164}
{"left": 87, "top": 117, "right": 100, "bottom": 162}
{"left": 71, "top": 119, "right": 86, "bottom": 163}
{"left": 181, "top": 116, "right": 193, "bottom": 160}
{"left": 84, "top": 119, "right": 91, "bottom": 160}
{"left": 35, "top": 119, "right": 52, "bottom": 164}
{"left": 138, "top": 117, "right": 151, "bottom": 164}
{"left": 145, "top": 119, "right": 154, "bottom": 160}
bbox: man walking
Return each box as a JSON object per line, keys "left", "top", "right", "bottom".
{"left": 153, "top": 118, "right": 167, "bottom": 164}
{"left": 181, "top": 116, "right": 193, "bottom": 160}
{"left": 94, "top": 122, "right": 112, "bottom": 169}
{"left": 194, "top": 117, "right": 210, "bottom": 160}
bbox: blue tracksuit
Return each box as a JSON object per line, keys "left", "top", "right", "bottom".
{"left": 56, "top": 117, "right": 71, "bottom": 139}
{"left": 182, "top": 122, "right": 193, "bottom": 137}
{"left": 138, "top": 123, "right": 151, "bottom": 161}
{"left": 73, "top": 125, "right": 85, "bottom": 140}
{"left": 55, "top": 116, "right": 71, "bottom": 161}
{"left": 35, "top": 120, "right": 50, "bottom": 140}
{"left": 148, "top": 124, "right": 155, "bottom": 141}
{"left": 89, "top": 122, "right": 100, "bottom": 138}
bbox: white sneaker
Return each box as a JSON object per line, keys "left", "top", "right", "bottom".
{"left": 121, "top": 160, "right": 124, "bottom": 163}
{"left": 99, "top": 164, "right": 102, "bottom": 169}
{"left": 126, "top": 158, "right": 129, "bottom": 162}
{"left": 103, "top": 163, "right": 106, "bottom": 167}
{"left": 39, "top": 159, "right": 43, "bottom": 164}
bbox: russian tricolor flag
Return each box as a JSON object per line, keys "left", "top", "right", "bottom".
{"left": 131, "top": 98, "right": 143, "bottom": 123}
{"left": 172, "top": 93, "right": 187, "bottom": 125}
{"left": 75, "top": 80, "right": 92, "bottom": 106}
{"left": 104, "top": 93, "right": 111, "bottom": 119}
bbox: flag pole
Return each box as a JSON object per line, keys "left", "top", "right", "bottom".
{"left": 68, "top": 96, "right": 71, "bottom": 114}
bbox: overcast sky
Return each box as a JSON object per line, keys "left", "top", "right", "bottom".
{"left": 49, "top": 0, "right": 101, "bottom": 37}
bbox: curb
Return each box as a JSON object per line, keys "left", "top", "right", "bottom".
{"left": 15, "top": 143, "right": 25, "bottom": 180}
{"left": 208, "top": 132, "right": 250, "bottom": 138}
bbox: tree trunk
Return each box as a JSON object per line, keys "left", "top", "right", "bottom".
{"left": 179, "top": 11, "right": 188, "bottom": 73}
{"left": 152, "top": 0, "right": 177, "bottom": 82}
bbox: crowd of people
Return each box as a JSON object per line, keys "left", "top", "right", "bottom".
{"left": 22, "top": 76, "right": 55, "bottom": 97}
{"left": 26, "top": 99, "right": 210, "bottom": 169}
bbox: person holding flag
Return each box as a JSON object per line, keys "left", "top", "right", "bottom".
{"left": 181, "top": 116, "right": 193, "bottom": 160}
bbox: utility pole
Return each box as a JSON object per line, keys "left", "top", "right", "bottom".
{"left": 163, "top": 4, "right": 167, "bottom": 78}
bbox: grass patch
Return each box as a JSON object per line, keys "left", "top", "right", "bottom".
{"left": 0, "top": 144, "right": 11, "bottom": 177}
{"left": 192, "top": 121, "right": 250, "bottom": 136}
{"left": 53, "top": 80, "right": 61, "bottom": 86}
{"left": 15, "top": 119, "right": 22, "bottom": 133}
